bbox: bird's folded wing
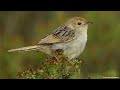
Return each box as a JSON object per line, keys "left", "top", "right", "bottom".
{"left": 38, "top": 25, "right": 75, "bottom": 45}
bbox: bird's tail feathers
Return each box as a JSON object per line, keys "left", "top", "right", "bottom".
{"left": 7, "top": 46, "right": 39, "bottom": 52}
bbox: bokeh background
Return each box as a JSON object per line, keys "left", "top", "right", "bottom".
{"left": 1, "top": 11, "right": 120, "bottom": 79}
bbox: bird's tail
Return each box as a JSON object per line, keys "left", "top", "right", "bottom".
{"left": 7, "top": 45, "right": 39, "bottom": 52}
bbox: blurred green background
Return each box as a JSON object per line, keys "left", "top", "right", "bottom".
{"left": 1, "top": 11, "right": 120, "bottom": 79}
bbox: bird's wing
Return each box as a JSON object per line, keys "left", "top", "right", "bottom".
{"left": 38, "top": 25, "right": 75, "bottom": 45}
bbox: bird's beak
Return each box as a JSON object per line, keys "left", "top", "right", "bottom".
{"left": 86, "top": 22, "right": 93, "bottom": 25}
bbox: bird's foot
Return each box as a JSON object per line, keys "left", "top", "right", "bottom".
{"left": 66, "top": 60, "right": 74, "bottom": 66}
{"left": 46, "top": 56, "right": 59, "bottom": 64}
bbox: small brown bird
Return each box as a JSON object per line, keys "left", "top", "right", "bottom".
{"left": 8, "top": 17, "right": 92, "bottom": 60}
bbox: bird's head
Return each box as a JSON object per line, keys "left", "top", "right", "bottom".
{"left": 66, "top": 17, "right": 92, "bottom": 31}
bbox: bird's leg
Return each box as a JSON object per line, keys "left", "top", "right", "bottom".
{"left": 54, "top": 49, "right": 64, "bottom": 56}
{"left": 54, "top": 56, "right": 60, "bottom": 62}
{"left": 66, "top": 60, "right": 74, "bottom": 66}
{"left": 55, "top": 49, "right": 74, "bottom": 66}
{"left": 54, "top": 49, "right": 65, "bottom": 62}
{"left": 46, "top": 56, "right": 59, "bottom": 64}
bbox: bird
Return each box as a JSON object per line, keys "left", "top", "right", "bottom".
{"left": 7, "top": 17, "right": 92, "bottom": 60}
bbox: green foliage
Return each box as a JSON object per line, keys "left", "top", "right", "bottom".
{"left": 17, "top": 57, "right": 82, "bottom": 79}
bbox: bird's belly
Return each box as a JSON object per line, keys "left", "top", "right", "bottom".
{"left": 52, "top": 37, "right": 87, "bottom": 60}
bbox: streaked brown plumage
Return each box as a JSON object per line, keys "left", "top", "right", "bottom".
{"left": 8, "top": 17, "right": 92, "bottom": 60}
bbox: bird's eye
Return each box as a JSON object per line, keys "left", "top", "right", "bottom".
{"left": 77, "top": 22, "right": 82, "bottom": 25}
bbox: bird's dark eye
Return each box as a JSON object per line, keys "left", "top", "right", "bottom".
{"left": 77, "top": 22, "right": 82, "bottom": 25}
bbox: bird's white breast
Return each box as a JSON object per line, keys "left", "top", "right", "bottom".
{"left": 52, "top": 27, "right": 88, "bottom": 60}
